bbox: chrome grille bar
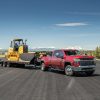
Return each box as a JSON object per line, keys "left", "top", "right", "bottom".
{"left": 79, "top": 60, "right": 95, "bottom": 66}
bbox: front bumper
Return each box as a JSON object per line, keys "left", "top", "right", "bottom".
{"left": 72, "top": 65, "right": 96, "bottom": 72}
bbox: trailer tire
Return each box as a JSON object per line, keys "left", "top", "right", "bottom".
{"left": 7, "top": 62, "right": 11, "bottom": 67}
{"left": 1, "top": 62, "right": 3, "bottom": 67}
{"left": 41, "top": 63, "right": 48, "bottom": 71}
{"left": 3, "top": 62, "right": 7, "bottom": 67}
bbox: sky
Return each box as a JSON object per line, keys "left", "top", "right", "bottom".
{"left": 0, "top": 0, "right": 100, "bottom": 50}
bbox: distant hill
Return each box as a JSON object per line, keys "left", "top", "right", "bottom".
{"left": 31, "top": 47, "right": 56, "bottom": 52}
{"left": 0, "top": 49, "right": 7, "bottom": 51}
{"left": 0, "top": 49, "right": 7, "bottom": 55}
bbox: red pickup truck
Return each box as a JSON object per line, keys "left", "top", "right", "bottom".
{"left": 41, "top": 49, "right": 96, "bottom": 76}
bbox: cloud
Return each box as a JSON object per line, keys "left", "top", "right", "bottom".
{"left": 55, "top": 22, "right": 88, "bottom": 27}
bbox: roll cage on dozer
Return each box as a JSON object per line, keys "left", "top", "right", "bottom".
{"left": 10, "top": 39, "right": 28, "bottom": 53}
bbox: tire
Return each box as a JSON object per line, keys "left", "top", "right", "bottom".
{"left": 7, "top": 63, "right": 11, "bottom": 67}
{"left": 85, "top": 71, "right": 94, "bottom": 76}
{"left": 1, "top": 62, "right": 3, "bottom": 67}
{"left": 3, "top": 62, "right": 7, "bottom": 67}
{"left": 41, "top": 63, "right": 47, "bottom": 71}
{"left": 64, "top": 65, "right": 73, "bottom": 76}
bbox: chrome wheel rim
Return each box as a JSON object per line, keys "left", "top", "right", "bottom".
{"left": 65, "top": 66, "right": 73, "bottom": 76}
{"left": 41, "top": 63, "right": 45, "bottom": 70}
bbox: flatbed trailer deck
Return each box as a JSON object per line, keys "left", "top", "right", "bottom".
{"left": 0, "top": 57, "right": 36, "bottom": 68}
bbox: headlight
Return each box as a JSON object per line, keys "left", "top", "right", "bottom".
{"left": 74, "top": 58, "right": 80, "bottom": 62}
{"left": 73, "top": 58, "right": 80, "bottom": 67}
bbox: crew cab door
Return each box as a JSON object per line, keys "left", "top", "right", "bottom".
{"left": 56, "top": 50, "right": 64, "bottom": 69}
{"left": 50, "top": 50, "right": 59, "bottom": 67}
{"left": 51, "top": 50, "right": 64, "bottom": 69}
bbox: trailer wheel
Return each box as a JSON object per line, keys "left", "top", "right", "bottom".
{"left": 64, "top": 65, "right": 73, "bottom": 76}
{"left": 1, "top": 62, "right": 3, "bottom": 67}
{"left": 7, "top": 63, "right": 11, "bottom": 67}
{"left": 3, "top": 62, "right": 7, "bottom": 67}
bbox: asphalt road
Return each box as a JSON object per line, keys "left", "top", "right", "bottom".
{"left": 0, "top": 61, "right": 100, "bottom": 100}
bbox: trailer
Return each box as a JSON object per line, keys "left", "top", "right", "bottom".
{"left": 0, "top": 53, "right": 38, "bottom": 68}
{"left": 0, "top": 38, "right": 39, "bottom": 68}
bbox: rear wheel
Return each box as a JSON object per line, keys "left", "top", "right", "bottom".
{"left": 41, "top": 63, "right": 48, "bottom": 71}
{"left": 64, "top": 65, "right": 73, "bottom": 76}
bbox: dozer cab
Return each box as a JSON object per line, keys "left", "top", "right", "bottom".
{"left": 7, "top": 39, "right": 28, "bottom": 61}
{"left": 1, "top": 39, "right": 37, "bottom": 68}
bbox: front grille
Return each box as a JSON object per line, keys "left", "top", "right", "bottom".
{"left": 80, "top": 60, "right": 95, "bottom": 66}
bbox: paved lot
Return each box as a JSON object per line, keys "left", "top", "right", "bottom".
{"left": 0, "top": 61, "right": 100, "bottom": 100}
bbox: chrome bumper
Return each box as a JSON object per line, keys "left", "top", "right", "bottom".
{"left": 72, "top": 65, "right": 96, "bottom": 72}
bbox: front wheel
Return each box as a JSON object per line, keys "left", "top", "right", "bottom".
{"left": 64, "top": 65, "right": 73, "bottom": 76}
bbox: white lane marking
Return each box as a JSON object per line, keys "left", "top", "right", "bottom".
{"left": 66, "top": 78, "right": 75, "bottom": 90}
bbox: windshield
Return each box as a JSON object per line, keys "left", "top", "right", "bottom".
{"left": 64, "top": 50, "right": 80, "bottom": 56}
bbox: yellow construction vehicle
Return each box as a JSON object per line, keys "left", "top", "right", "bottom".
{"left": 1, "top": 39, "right": 37, "bottom": 68}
